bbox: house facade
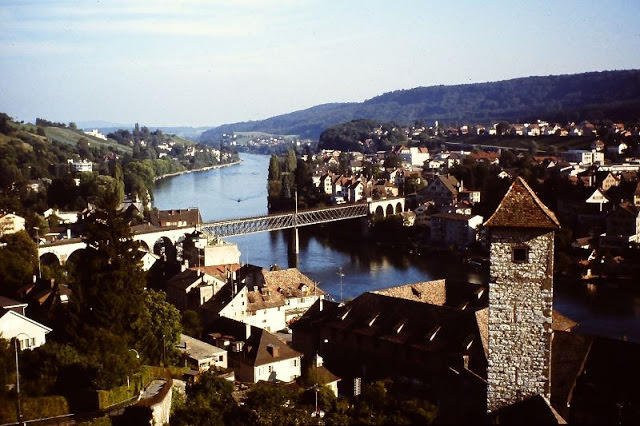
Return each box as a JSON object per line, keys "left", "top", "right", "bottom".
{"left": 0, "top": 308, "right": 52, "bottom": 349}
{"left": 430, "top": 213, "right": 483, "bottom": 250}
{"left": 0, "top": 213, "right": 26, "bottom": 236}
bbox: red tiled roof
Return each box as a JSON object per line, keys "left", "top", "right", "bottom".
{"left": 484, "top": 177, "right": 560, "bottom": 229}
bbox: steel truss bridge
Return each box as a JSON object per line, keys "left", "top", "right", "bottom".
{"left": 200, "top": 203, "right": 370, "bottom": 238}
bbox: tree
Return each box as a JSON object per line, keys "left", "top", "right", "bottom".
{"left": 268, "top": 155, "right": 281, "bottom": 183}
{"left": 171, "top": 371, "right": 246, "bottom": 426}
{"left": 133, "top": 290, "right": 182, "bottom": 365}
{"left": 0, "top": 231, "right": 38, "bottom": 297}
{"left": 66, "top": 190, "right": 147, "bottom": 386}
{"left": 182, "top": 310, "right": 203, "bottom": 338}
{"left": 285, "top": 149, "right": 297, "bottom": 174}
{"left": 383, "top": 153, "right": 401, "bottom": 169}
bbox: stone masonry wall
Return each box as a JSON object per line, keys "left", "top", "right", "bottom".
{"left": 487, "top": 228, "right": 554, "bottom": 412}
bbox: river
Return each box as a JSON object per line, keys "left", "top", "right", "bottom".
{"left": 153, "top": 153, "right": 640, "bottom": 343}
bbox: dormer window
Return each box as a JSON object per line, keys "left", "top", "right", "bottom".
{"left": 367, "top": 313, "right": 380, "bottom": 327}
{"left": 512, "top": 245, "right": 529, "bottom": 263}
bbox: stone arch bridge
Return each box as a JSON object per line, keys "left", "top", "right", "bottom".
{"left": 39, "top": 197, "right": 405, "bottom": 264}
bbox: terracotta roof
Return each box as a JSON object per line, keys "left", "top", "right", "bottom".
{"left": 261, "top": 268, "right": 326, "bottom": 298}
{"left": 151, "top": 208, "right": 202, "bottom": 226}
{"left": 246, "top": 287, "right": 286, "bottom": 311}
{"left": 371, "top": 280, "right": 446, "bottom": 306}
{"left": 552, "top": 310, "right": 578, "bottom": 332}
{"left": 249, "top": 328, "right": 302, "bottom": 366}
{"left": 193, "top": 264, "right": 241, "bottom": 282}
{"left": 484, "top": 177, "right": 560, "bottom": 229}
{"left": 475, "top": 308, "right": 489, "bottom": 359}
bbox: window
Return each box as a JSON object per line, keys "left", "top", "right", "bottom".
{"left": 512, "top": 246, "right": 529, "bottom": 263}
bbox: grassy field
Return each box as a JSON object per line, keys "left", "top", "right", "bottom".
{"left": 233, "top": 131, "right": 300, "bottom": 145}
{"left": 445, "top": 134, "right": 595, "bottom": 153}
{"left": 43, "top": 126, "right": 133, "bottom": 154}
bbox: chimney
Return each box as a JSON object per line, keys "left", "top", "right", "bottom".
{"left": 267, "top": 344, "right": 280, "bottom": 357}
{"left": 319, "top": 297, "right": 323, "bottom": 312}
{"left": 245, "top": 323, "right": 251, "bottom": 340}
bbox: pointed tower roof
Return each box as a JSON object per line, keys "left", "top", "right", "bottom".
{"left": 484, "top": 177, "right": 560, "bottom": 229}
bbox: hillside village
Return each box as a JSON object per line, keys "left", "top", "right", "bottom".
{"left": 4, "top": 176, "right": 639, "bottom": 423}
{"left": 2, "top": 113, "right": 640, "bottom": 423}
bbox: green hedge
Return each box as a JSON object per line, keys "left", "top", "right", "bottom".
{"left": 0, "top": 395, "right": 69, "bottom": 423}
{"left": 96, "top": 365, "right": 176, "bottom": 410}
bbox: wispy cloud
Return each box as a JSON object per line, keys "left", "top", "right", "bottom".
{"left": 0, "top": 0, "right": 295, "bottom": 39}
{"left": 0, "top": 40, "right": 82, "bottom": 56}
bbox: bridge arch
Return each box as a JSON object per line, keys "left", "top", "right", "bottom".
{"left": 66, "top": 248, "right": 90, "bottom": 270}
{"left": 396, "top": 202, "right": 403, "bottom": 214}
{"left": 138, "top": 240, "right": 151, "bottom": 252}
{"left": 153, "top": 236, "right": 177, "bottom": 262}
{"left": 40, "top": 252, "right": 60, "bottom": 267}
{"left": 385, "top": 204, "right": 394, "bottom": 216}
{"left": 375, "top": 206, "right": 384, "bottom": 217}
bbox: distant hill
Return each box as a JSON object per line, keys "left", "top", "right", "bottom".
{"left": 200, "top": 70, "right": 640, "bottom": 142}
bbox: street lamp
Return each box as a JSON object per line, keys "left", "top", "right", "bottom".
{"left": 33, "top": 227, "right": 41, "bottom": 279}
{"left": 14, "top": 332, "right": 30, "bottom": 425}
{"left": 127, "top": 349, "right": 140, "bottom": 389}
{"left": 337, "top": 267, "right": 345, "bottom": 303}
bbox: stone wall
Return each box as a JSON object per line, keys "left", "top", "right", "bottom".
{"left": 487, "top": 228, "right": 554, "bottom": 412}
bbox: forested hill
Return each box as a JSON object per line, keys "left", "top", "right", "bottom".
{"left": 200, "top": 70, "right": 640, "bottom": 142}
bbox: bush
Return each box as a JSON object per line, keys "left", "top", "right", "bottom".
{"left": 0, "top": 395, "right": 69, "bottom": 424}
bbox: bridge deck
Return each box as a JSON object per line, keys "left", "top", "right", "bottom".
{"left": 200, "top": 203, "right": 369, "bottom": 238}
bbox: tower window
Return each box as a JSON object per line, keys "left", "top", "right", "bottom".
{"left": 512, "top": 246, "right": 529, "bottom": 263}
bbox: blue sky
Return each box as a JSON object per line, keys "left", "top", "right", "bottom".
{"left": 1, "top": 0, "right": 639, "bottom": 127}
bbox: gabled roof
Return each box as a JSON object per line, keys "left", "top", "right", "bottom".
{"left": 484, "top": 177, "right": 560, "bottom": 229}
{"left": 295, "top": 291, "right": 487, "bottom": 376}
{"left": 0, "top": 296, "right": 28, "bottom": 310}
{"left": 372, "top": 280, "right": 446, "bottom": 306}
{"left": 248, "top": 328, "right": 302, "bottom": 366}
{"left": 0, "top": 308, "right": 52, "bottom": 333}
{"left": 261, "top": 268, "right": 326, "bottom": 298}
{"left": 166, "top": 269, "right": 209, "bottom": 291}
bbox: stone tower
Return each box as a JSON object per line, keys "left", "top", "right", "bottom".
{"left": 484, "top": 177, "right": 560, "bottom": 412}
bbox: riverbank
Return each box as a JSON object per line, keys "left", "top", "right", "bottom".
{"left": 153, "top": 159, "right": 241, "bottom": 182}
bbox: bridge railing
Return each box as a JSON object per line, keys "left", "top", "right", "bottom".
{"left": 200, "top": 203, "right": 369, "bottom": 238}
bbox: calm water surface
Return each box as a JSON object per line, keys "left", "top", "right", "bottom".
{"left": 153, "top": 153, "right": 640, "bottom": 342}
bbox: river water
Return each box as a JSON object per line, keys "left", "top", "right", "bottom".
{"left": 153, "top": 153, "right": 640, "bottom": 343}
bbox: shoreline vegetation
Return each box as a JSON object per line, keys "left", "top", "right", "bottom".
{"left": 153, "top": 159, "right": 242, "bottom": 182}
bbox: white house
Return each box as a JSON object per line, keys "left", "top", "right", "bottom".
{"left": 68, "top": 159, "right": 93, "bottom": 172}
{"left": 0, "top": 213, "right": 26, "bottom": 236}
{"left": 409, "top": 147, "right": 430, "bottom": 166}
{"left": 0, "top": 308, "right": 52, "bottom": 350}
{"left": 230, "top": 325, "right": 302, "bottom": 383}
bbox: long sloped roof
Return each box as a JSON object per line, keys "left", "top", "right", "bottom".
{"left": 484, "top": 177, "right": 560, "bottom": 229}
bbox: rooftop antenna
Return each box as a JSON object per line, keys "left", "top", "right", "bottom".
{"left": 337, "top": 267, "right": 345, "bottom": 303}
